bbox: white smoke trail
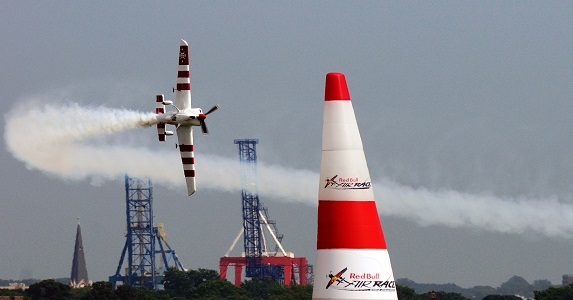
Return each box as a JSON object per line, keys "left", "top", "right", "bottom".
{"left": 3, "top": 100, "right": 242, "bottom": 190}
{"left": 5, "top": 101, "right": 573, "bottom": 238}
{"left": 375, "top": 179, "right": 573, "bottom": 238}
{"left": 5, "top": 102, "right": 162, "bottom": 181}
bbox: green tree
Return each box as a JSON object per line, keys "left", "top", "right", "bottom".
{"left": 534, "top": 284, "right": 573, "bottom": 300}
{"left": 162, "top": 267, "right": 226, "bottom": 298}
{"left": 242, "top": 278, "right": 283, "bottom": 300}
{"left": 468, "top": 285, "right": 497, "bottom": 300}
{"left": 189, "top": 278, "right": 249, "bottom": 299}
{"left": 431, "top": 291, "right": 468, "bottom": 300}
{"left": 0, "top": 288, "right": 27, "bottom": 298}
{"left": 482, "top": 295, "right": 522, "bottom": 300}
{"left": 27, "top": 279, "right": 72, "bottom": 300}
{"left": 162, "top": 268, "right": 191, "bottom": 297}
{"left": 68, "top": 286, "right": 90, "bottom": 300}
{"left": 82, "top": 281, "right": 119, "bottom": 300}
{"left": 396, "top": 285, "right": 420, "bottom": 300}
{"left": 270, "top": 284, "right": 313, "bottom": 300}
{"left": 187, "top": 268, "right": 220, "bottom": 286}
{"left": 115, "top": 284, "right": 160, "bottom": 300}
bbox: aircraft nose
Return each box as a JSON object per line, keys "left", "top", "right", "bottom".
{"left": 198, "top": 114, "right": 206, "bottom": 120}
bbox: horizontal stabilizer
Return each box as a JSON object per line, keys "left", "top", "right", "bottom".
{"left": 157, "top": 124, "right": 166, "bottom": 142}
{"left": 156, "top": 94, "right": 166, "bottom": 142}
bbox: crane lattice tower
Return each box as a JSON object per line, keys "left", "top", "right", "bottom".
{"left": 235, "top": 139, "right": 265, "bottom": 279}
{"left": 109, "top": 175, "right": 184, "bottom": 289}
{"left": 219, "top": 140, "right": 311, "bottom": 286}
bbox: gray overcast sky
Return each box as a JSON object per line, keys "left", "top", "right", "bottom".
{"left": 2, "top": 1, "right": 573, "bottom": 289}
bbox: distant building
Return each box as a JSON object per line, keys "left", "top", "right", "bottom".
{"left": 562, "top": 274, "right": 573, "bottom": 286}
{"left": 70, "top": 220, "right": 91, "bottom": 288}
{"left": 0, "top": 282, "right": 27, "bottom": 290}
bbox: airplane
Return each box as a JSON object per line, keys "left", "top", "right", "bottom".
{"left": 154, "top": 39, "right": 219, "bottom": 196}
{"left": 324, "top": 175, "right": 338, "bottom": 188}
{"left": 326, "top": 267, "right": 348, "bottom": 289}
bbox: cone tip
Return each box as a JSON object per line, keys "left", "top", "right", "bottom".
{"left": 325, "top": 72, "right": 351, "bottom": 101}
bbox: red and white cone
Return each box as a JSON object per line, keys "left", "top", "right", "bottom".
{"left": 312, "top": 73, "right": 398, "bottom": 300}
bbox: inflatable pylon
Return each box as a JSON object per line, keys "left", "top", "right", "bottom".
{"left": 312, "top": 73, "right": 398, "bottom": 300}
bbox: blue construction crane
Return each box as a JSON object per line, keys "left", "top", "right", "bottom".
{"left": 234, "top": 139, "right": 284, "bottom": 282}
{"left": 109, "top": 175, "right": 184, "bottom": 289}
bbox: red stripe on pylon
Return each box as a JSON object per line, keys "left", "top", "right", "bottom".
{"left": 317, "top": 200, "right": 387, "bottom": 249}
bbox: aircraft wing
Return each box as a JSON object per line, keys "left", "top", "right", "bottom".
{"left": 176, "top": 39, "right": 192, "bottom": 111}
{"left": 176, "top": 125, "right": 196, "bottom": 196}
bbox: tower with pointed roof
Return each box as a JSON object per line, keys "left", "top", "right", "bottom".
{"left": 70, "top": 219, "right": 91, "bottom": 288}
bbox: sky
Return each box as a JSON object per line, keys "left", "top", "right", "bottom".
{"left": 2, "top": 1, "right": 573, "bottom": 289}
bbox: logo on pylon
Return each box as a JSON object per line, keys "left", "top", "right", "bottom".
{"left": 324, "top": 267, "right": 396, "bottom": 292}
{"left": 324, "top": 175, "right": 371, "bottom": 190}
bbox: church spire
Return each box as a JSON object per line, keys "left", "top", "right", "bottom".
{"left": 70, "top": 218, "right": 91, "bottom": 288}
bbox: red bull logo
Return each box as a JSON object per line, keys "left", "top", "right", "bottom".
{"left": 325, "top": 267, "right": 395, "bottom": 292}
{"left": 324, "top": 175, "right": 371, "bottom": 190}
{"left": 338, "top": 177, "right": 358, "bottom": 183}
{"left": 349, "top": 272, "right": 380, "bottom": 280}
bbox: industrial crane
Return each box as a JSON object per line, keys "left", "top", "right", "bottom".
{"left": 219, "top": 139, "right": 310, "bottom": 286}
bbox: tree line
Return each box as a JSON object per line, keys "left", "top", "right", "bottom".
{"left": 398, "top": 275, "right": 553, "bottom": 299}
{"left": 2, "top": 268, "right": 573, "bottom": 299}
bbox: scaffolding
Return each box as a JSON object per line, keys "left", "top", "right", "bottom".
{"left": 109, "top": 175, "right": 184, "bottom": 289}
{"left": 235, "top": 139, "right": 268, "bottom": 279}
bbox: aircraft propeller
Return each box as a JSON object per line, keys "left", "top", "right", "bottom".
{"left": 199, "top": 104, "right": 219, "bottom": 135}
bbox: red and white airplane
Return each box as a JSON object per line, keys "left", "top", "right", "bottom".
{"left": 155, "top": 39, "right": 219, "bottom": 196}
